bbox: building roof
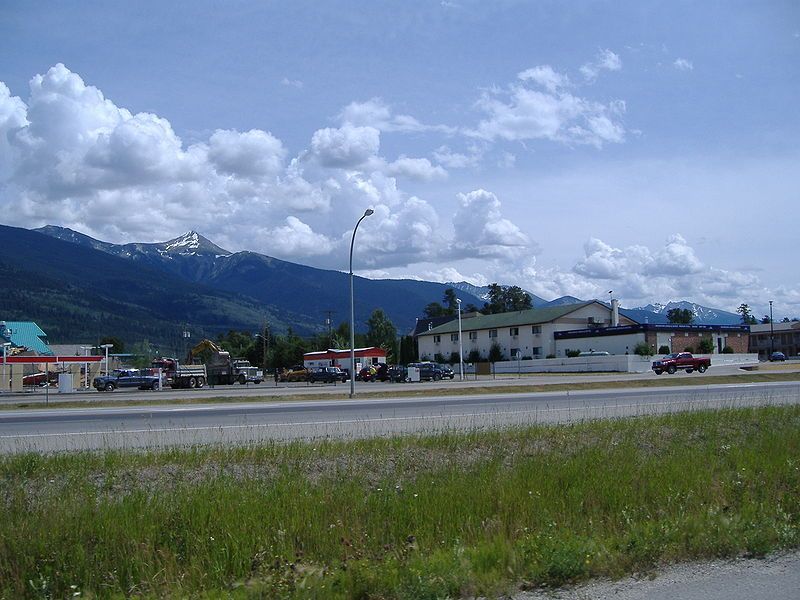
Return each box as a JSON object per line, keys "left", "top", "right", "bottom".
{"left": 0, "top": 321, "right": 54, "bottom": 355}
{"left": 749, "top": 321, "right": 800, "bottom": 334}
{"left": 303, "top": 347, "right": 387, "bottom": 360}
{"left": 419, "top": 302, "right": 604, "bottom": 336}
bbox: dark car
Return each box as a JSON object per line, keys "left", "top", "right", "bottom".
{"left": 769, "top": 351, "right": 787, "bottom": 362}
{"left": 387, "top": 364, "right": 409, "bottom": 383}
{"left": 437, "top": 364, "right": 456, "bottom": 379}
{"left": 408, "top": 362, "right": 443, "bottom": 381}
{"left": 307, "top": 366, "right": 347, "bottom": 383}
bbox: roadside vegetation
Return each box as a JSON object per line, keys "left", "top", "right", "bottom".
{"left": 1, "top": 405, "right": 799, "bottom": 599}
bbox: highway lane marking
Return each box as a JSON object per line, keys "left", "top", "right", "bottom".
{"left": 0, "top": 396, "right": 788, "bottom": 441}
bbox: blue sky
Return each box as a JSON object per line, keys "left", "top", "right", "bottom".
{"left": 1, "top": 1, "right": 798, "bottom": 318}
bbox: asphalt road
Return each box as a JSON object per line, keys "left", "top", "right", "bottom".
{"left": 1, "top": 380, "right": 798, "bottom": 453}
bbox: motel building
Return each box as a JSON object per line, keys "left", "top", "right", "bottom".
{"left": 416, "top": 300, "right": 750, "bottom": 362}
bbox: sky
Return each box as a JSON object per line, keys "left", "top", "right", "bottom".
{"left": 1, "top": 1, "right": 798, "bottom": 319}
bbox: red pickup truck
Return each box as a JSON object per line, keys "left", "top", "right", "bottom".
{"left": 652, "top": 352, "right": 710, "bottom": 375}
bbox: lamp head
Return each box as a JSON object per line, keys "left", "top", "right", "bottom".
{"left": 364, "top": 208, "right": 374, "bottom": 217}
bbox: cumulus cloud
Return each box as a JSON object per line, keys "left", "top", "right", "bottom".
{"left": 673, "top": 58, "right": 694, "bottom": 71}
{"left": 432, "top": 145, "right": 482, "bottom": 169}
{"left": 208, "top": 129, "right": 286, "bottom": 177}
{"left": 470, "top": 64, "right": 626, "bottom": 147}
{"left": 310, "top": 125, "right": 380, "bottom": 168}
{"left": 580, "top": 49, "right": 622, "bottom": 82}
{"left": 281, "top": 77, "right": 303, "bottom": 88}
{"left": 385, "top": 156, "right": 447, "bottom": 181}
{"left": 451, "top": 189, "right": 530, "bottom": 258}
{"left": 264, "top": 216, "right": 333, "bottom": 256}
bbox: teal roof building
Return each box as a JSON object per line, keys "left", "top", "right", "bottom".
{"left": 0, "top": 321, "right": 54, "bottom": 356}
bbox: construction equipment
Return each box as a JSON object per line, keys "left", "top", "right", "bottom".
{"left": 186, "top": 339, "right": 263, "bottom": 385}
{"left": 151, "top": 358, "right": 207, "bottom": 388}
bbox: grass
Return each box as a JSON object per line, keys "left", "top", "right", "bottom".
{"left": 4, "top": 370, "right": 800, "bottom": 411}
{"left": 1, "top": 405, "right": 799, "bottom": 598}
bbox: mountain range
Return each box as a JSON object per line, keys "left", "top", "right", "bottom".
{"left": 0, "top": 224, "right": 742, "bottom": 351}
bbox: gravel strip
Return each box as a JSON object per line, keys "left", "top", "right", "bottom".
{"left": 516, "top": 551, "right": 800, "bottom": 600}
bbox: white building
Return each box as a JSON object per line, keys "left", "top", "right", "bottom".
{"left": 417, "top": 301, "right": 636, "bottom": 361}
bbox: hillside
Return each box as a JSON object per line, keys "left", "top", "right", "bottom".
{"left": 6, "top": 225, "right": 484, "bottom": 347}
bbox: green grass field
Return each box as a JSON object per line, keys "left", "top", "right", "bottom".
{"left": 1, "top": 405, "right": 799, "bottom": 599}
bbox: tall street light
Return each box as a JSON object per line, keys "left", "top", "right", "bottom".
{"left": 100, "top": 343, "right": 113, "bottom": 376}
{"left": 349, "top": 208, "right": 374, "bottom": 398}
{"left": 2, "top": 342, "right": 10, "bottom": 393}
{"left": 456, "top": 298, "right": 464, "bottom": 381}
{"left": 80, "top": 345, "right": 95, "bottom": 389}
{"left": 769, "top": 300, "right": 774, "bottom": 355}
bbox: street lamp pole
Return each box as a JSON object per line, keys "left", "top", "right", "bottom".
{"left": 2, "top": 342, "right": 10, "bottom": 393}
{"left": 80, "top": 345, "right": 95, "bottom": 389}
{"left": 349, "top": 208, "right": 374, "bottom": 398}
{"left": 456, "top": 298, "right": 464, "bottom": 381}
{"left": 100, "top": 343, "right": 113, "bottom": 377}
{"left": 769, "top": 300, "right": 774, "bottom": 355}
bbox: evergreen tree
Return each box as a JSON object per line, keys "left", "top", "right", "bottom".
{"left": 667, "top": 308, "right": 694, "bottom": 324}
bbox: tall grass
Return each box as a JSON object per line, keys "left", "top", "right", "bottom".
{"left": 1, "top": 405, "right": 799, "bottom": 598}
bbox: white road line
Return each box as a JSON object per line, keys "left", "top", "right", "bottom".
{"left": 0, "top": 397, "right": 771, "bottom": 440}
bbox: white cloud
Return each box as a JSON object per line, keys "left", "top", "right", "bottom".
{"left": 580, "top": 49, "right": 622, "bottom": 82}
{"left": 518, "top": 65, "right": 570, "bottom": 93}
{"left": 470, "top": 64, "right": 626, "bottom": 147}
{"left": 264, "top": 216, "right": 333, "bottom": 256}
{"left": 432, "top": 145, "right": 482, "bottom": 169}
{"left": 451, "top": 189, "right": 530, "bottom": 259}
{"left": 280, "top": 77, "right": 303, "bottom": 88}
{"left": 310, "top": 125, "right": 380, "bottom": 168}
{"left": 208, "top": 129, "right": 286, "bottom": 177}
{"left": 673, "top": 58, "right": 694, "bottom": 71}
{"left": 385, "top": 156, "right": 447, "bottom": 181}
{"left": 338, "top": 97, "right": 458, "bottom": 135}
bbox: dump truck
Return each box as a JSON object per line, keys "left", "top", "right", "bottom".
{"left": 186, "top": 339, "right": 263, "bottom": 385}
{"left": 151, "top": 358, "right": 207, "bottom": 388}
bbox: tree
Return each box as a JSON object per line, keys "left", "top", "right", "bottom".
{"left": 482, "top": 284, "right": 532, "bottom": 314}
{"left": 667, "top": 308, "right": 694, "bottom": 324}
{"left": 366, "top": 309, "right": 397, "bottom": 357}
{"left": 99, "top": 336, "right": 124, "bottom": 354}
{"left": 761, "top": 315, "right": 771, "bottom": 324}
{"left": 633, "top": 342, "right": 654, "bottom": 357}
{"left": 737, "top": 303, "right": 756, "bottom": 325}
{"left": 443, "top": 288, "right": 459, "bottom": 315}
{"left": 467, "top": 349, "right": 482, "bottom": 363}
{"left": 488, "top": 342, "right": 504, "bottom": 362}
{"left": 422, "top": 302, "right": 446, "bottom": 318}
{"left": 658, "top": 345, "right": 671, "bottom": 354}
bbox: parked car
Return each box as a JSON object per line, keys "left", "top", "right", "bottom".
{"left": 437, "top": 364, "right": 456, "bottom": 379}
{"left": 651, "top": 353, "right": 710, "bottom": 375}
{"left": 387, "top": 364, "right": 409, "bottom": 383}
{"left": 307, "top": 366, "right": 347, "bottom": 383}
{"left": 358, "top": 363, "right": 388, "bottom": 382}
{"left": 769, "top": 351, "right": 787, "bottom": 362}
{"left": 408, "top": 362, "right": 443, "bottom": 381}
{"left": 93, "top": 369, "right": 161, "bottom": 391}
{"left": 280, "top": 365, "right": 309, "bottom": 382}
{"left": 22, "top": 372, "right": 59, "bottom": 387}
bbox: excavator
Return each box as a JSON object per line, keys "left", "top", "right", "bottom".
{"left": 186, "top": 339, "right": 263, "bottom": 385}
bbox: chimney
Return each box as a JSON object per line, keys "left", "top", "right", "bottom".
{"left": 611, "top": 298, "right": 620, "bottom": 327}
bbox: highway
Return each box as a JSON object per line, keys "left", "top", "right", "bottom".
{"left": 1, "top": 379, "right": 798, "bottom": 453}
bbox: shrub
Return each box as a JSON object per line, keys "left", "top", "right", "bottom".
{"left": 683, "top": 347, "right": 694, "bottom": 353}
{"left": 722, "top": 346, "right": 735, "bottom": 354}
{"left": 467, "top": 349, "right": 482, "bottom": 363}
{"left": 488, "top": 343, "right": 503, "bottom": 363}
{"left": 658, "top": 345, "right": 670, "bottom": 354}
{"left": 698, "top": 338, "right": 715, "bottom": 353}
{"left": 566, "top": 350, "right": 581, "bottom": 358}
{"left": 434, "top": 352, "right": 446, "bottom": 364}
{"left": 546, "top": 354, "right": 556, "bottom": 359}
{"left": 633, "top": 342, "right": 654, "bottom": 356}
{"left": 448, "top": 351, "right": 460, "bottom": 365}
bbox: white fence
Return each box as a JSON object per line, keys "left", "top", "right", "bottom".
{"left": 463, "top": 353, "right": 759, "bottom": 374}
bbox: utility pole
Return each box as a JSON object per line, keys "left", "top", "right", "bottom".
{"left": 769, "top": 300, "right": 775, "bottom": 355}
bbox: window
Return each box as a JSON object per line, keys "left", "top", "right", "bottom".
{"left": 469, "top": 331, "right": 477, "bottom": 341}
{"left": 488, "top": 329, "right": 497, "bottom": 338}
{"left": 511, "top": 348, "right": 520, "bottom": 358}
{"left": 531, "top": 326, "right": 541, "bottom": 334}
{"left": 510, "top": 327, "right": 519, "bottom": 336}
{"left": 433, "top": 335, "right": 441, "bottom": 344}
{"left": 450, "top": 333, "right": 459, "bottom": 342}
{"left": 532, "top": 347, "right": 541, "bottom": 356}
